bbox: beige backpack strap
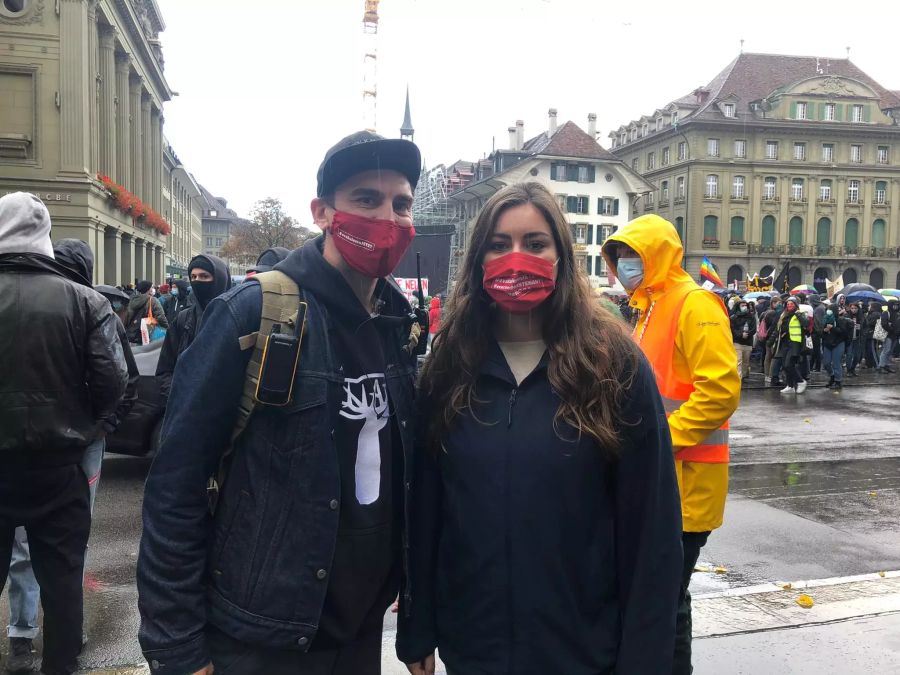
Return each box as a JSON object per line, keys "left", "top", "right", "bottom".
{"left": 207, "top": 270, "right": 301, "bottom": 513}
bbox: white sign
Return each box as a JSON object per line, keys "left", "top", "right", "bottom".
{"left": 394, "top": 277, "right": 428, "bottom": 301}
{"left": 701, "top": 280, "right": 716, "bottom": 291}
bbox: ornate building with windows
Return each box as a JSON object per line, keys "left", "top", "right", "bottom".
{"left": 610, "top": 52, "right": 900, "bottom": 291}
{"left": 0, "top": 0, "right": 195, "bottom": 285}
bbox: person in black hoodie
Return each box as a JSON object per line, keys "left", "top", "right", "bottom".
{"left": 155, "top": 254, "right": 232, "bottom": 402}
{"left": 397, "top": 183, "right": 682, "bottom": 675}
{"left": 137, "top": 131, "right": 423, "bottom": 675}
{"left": 730, "top": 299, "right": 757, "bottom": 380}
{"left": 124, "top": 279, "right": 169, "bottom": 344}
{"left": 0, "top": 194, "right": 127, "bottom": 675}
{"left": 863, "top": 301, "right": 882, "bottom": 368}
{"left": 245, "top": 246, "right": 292, "bottom": 277}
{"left": 821, "top": 306, "right": 852, "bottom": 391}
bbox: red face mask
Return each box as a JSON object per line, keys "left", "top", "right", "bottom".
{"left": 482, "top": 252, "right": 557, "bottom": 314}
{"left": 330, "top": 210, "right": 415, "bottom": 278}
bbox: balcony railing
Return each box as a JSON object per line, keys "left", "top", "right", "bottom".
{"left": 790, "top": 196, "right": 808, "bottom": 203}
{"left": 674, "top": 196, "right": 686, "bottom": 204}
{"left": 703, "top": 193, "right": 721, "bottom": 201}
{"left": 731, "top": 194, "right": 749, "bottom": 201}
{"left": 658, "top": 199, "right": 670, "bottom": 207}
{"left": 702, "top": 239, "right": 720, "bottom": 249}
{"left": 818, "top": 197, "right": 835, "bottom": 204}
{"left": 748, "top": 244, "right": 777, "bottom": 255}
{"left": 762, "top": 195, "right": 780, "bottom": 202}
{"left": 873, "top": 200, "right": 891, "bottom": 207}
{"left": 729, "top": 240, "right": 748, "bottom": 249}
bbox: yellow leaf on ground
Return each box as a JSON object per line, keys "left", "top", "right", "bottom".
{"left": 714, "top": 566, "right": 728, "bottom": 574}
{"left": 796, "top": 594, "right": 814, "bottom": 608}
{"left": 869, "top": 491, "right": 878, "bottom": 497}
{"left": 782, "top": 583, "right": 793, "bottom": 590}
{"left": 693, "top": 565, "right": 712, "bottom": 573}
{"left": 803, "top": 418, "right": 812, "bottom": 423}
{"left": 879, "top": 571, "right": 886, "bottom": 578}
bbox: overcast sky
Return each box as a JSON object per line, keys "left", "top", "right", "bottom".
{"left": 155, "top": 0, "right": 900, "bottom": 226}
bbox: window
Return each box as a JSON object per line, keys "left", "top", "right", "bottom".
{"left": 566, "top": 196, "right": 589, "bottom": 214}
{"left": 703, "top": 215, "right": 719, "bottom": 241}
{"left": 796, "top": 102, "right": 807, "bottom": 120}
{"left": 662, "top": 146, "right": 670, "bottom": 165}
{"left": 209, "top": 209, "right": 218, "bottom": 217}
{"left": 646, "top": 191, "right": 654, "bottom": 206}
{"left": 647, "top": 152, "right": 655, "bottom": 170}
{"left": 556, "top": 194, "right": 566, "bottom": 210}
{"left": 553, "top": 163, "right": 568, "bottom": 181}
{"left": 597, "top": 197, "right": 619, "bottom": 215}
{"left": 793, "top": 142, "right": 806, "bottom": 161}
{"left": 845, "top": 218, "right": 859, "bottom": 252}
{"left": 851, "top": 104, "right": 864, "bottom": 122}
{"left": 707, "top": 138, "right": 719, "bottom": 157}
{"left": 576, "top": 196, "right": 589, "bottom": 214}
{"left": 574, "top": 224, "right": 586, "bottom": 244}
{"left": 789, "top": 217, "right": 804, "bottom": 247}
{"left": 585, "top": 256, "right": 593, "bottom": 276}
{"left": 873, "top": 219, "right": 887, "bottom": 248}
{"left": 819, "top": 179, "right": 832, "bottom": 201}
{"left": 206, "top": 236, "right": 213, "bottom": 247}
{"left": 642, "top": 123, "right": 648, "bottom": 137}
{"left": 822, "top": 143, "right": 834, "bottom": 162}
{"left": 878, "top": 146, "right": 889, "bottom": 164}
{"left": 730, "top": 216, "right": 745, "bottom": 242}
{"left": 732, "top": 175, "right": 745, "bottom": 198}
{"left": 723, "top": 103, "right": 735, "bottom": 118}
{"left": 850, "top": 144, "right": 862, "bottom": 163}
{"left": 825, "top": 103, "right": 836, "bottom": 121}
{"left": 632, "top": 158, "right": 639, "bottom": 172}
{"left": 734, "top": 139, "right": 746, "bottom": 159}
{"left": 676, "top": 176, "right": 685, "bottom": 198}
{"left": 0, "top": 0, "right": 29, "bottom": 17}
{"left": 875, "top": 181, "right": 887, "bottom": 204}
{"left": 656, "top": 117, "right": 663, "bottom": 131}
{"left": 791, "top": 178, "right": 804, "bottom": 201}
{"left": 816, "top": 218, "right": 831, "bottom": 254}
{"left": 761, "top": 215, "right": 776, "bottom": 248}
{"left": 705, "top": 174, "right": 718, "bottom": 198}
{"left": 661, "top": 180, "right": 669, "bottom": 201}
{"left": 678, "top": 141, "right": 687, "bottom": 160}
{"left": 577, "top": 165, "right": 595, "bottom": 183}
{"left": 674, "top": 216, "right": 684, "bottom": 241}
{"left": 763, "top": 177, "right": 777, "bottom": 200}
{"left": 587, "top": 224, "right": 594, "bottom": 245}
{"left": 671, "top": 111, "right": 679, "bottom": 125}
{"left": 848, "top": 179, "right": 860, "bottom": 203}
{"left": 765, "top": 141, "right": 778, "bottom": 160}
{"left": 620, "top": 133, "right": 626, "bottom": 145}
{"left": 215, "top": 237, "right": 223, "bottom": 247}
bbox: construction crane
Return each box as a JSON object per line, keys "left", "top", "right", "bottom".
{"left": 362, "top": 0, "right": 380, "bottom": 133}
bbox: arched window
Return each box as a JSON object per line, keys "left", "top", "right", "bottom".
{"left": 789, "top": 216, "right": 803, "bottom": 249}
{"left": 844, "top": 218, "right": 859, "bottom": 254}
{"left": 675, "top": 216, "right": 684, "bottom": 241}
{"left": 870, "top": 268, "right": 885, "bottom": 289}
{"left": 788, "top": 266, "right": 803, "bottom": 288}
{"left": 873, "top": 219, "right": 887, "bottom": 250}
{"left": 761, "top": 215, "right": 776, "bottom": 248}
{"left": 730, "top": 216, "right": 745, "bottom": 243}
{"left": 727, "top": 265, "right": 744, "bottom": 284}
{"left": 703, "top": 215, "right": 718, "bottom": 242}
{"left": 813, "top": 267, "right": 831, "bottom": 295}
{"left": 843, "top": 267, "right": 858, "bottom": 284}
{"left": 816, "top": 217, "right": 831, "bottom": 254}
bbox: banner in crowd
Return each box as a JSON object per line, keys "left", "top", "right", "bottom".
{"left": 393, "top": 277, "right": 429, "bottom": 303}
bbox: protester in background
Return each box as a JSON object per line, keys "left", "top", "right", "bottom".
{"left": 165, "top": 278, "right": 191, "bottom": 324}
{"left": 811, "top": 298, "right": 826, "bottom": 372}
{"left": 427, "top": 296, "right": 441, "bottom": 348}
{"left": 775, "top": 297, "right": 807, "bottom": 394}
{"left": 822, "top": 305, "right": 852, "bottom": 392}
{"left": 762, "top": 297, "right": 784, "bottom": 386}
{"left": 730, "top": 299, "right": 756, "bottom": 380}
{"left": 124, "top": 279, "right": 169, "bottom": 344}
{"left": 863, "top": 301, "right": 881, "bottom": 369}
{"left": 398, "top": 185, "right": 682, "bottom": 675}
{"left": 877, "top": 298, "right": 900, "bottom": 374}
{"left": 0, "top": 193, "right": 127, "bottom": 675}
{"left": 602, "top": 213, "right": 739, "bottom": 675}
{"left": 155, "top": 254, "right": 232, "bottom": 402}
{"left": 244, "top": 246, "right": 292, "bottom": 278}
{"left": 845, "top": 303, "right": 863, "bottom": 377}
{"left": 157, "top": 282, "right": 172, "bottom": 316}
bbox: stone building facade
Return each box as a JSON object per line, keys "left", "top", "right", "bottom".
{"left": 0, "top": 0, "right": 182, "bottom": 285}
{"left": 162, "top": 139, "right": 202, "bottom": 278}
{"left": 610, "top": 53, "right": 900, "bottom": 292}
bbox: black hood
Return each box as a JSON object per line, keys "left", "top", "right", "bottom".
{"left": 52, "top": 238, "right": 94, "bottom": 287}
{"left": 249, "top": 247, "right": 292, "bottom": 274}
{"left": 188, "top": 253, "right": 232, "bottom": 296}
{"left": 174, "top": 278, "right": 190, "bottom": 296}
{"left": 274, "top": 235, "right": 411, "bottom": 327}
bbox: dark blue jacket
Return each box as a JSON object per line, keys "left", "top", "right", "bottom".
{"left": 137, "top": 240, "right": 418, "bottom": 673}
{"left": 397, "top": 343, "right": 683, "bottom": 674}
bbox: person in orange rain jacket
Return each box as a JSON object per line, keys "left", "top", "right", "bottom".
{"left": 602, "top": 214, "right": 740, "bottom": 675}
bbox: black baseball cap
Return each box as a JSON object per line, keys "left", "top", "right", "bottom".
{"left": 316, "top": 131, "right": 421, "bottom": 198}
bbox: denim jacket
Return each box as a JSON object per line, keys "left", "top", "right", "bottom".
{"left": 137, "top": 246, "right": 418, "bottom": 674}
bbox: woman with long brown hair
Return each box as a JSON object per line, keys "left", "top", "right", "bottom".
{"left": 396, "top": 182, "right": 683, "bottom": 675}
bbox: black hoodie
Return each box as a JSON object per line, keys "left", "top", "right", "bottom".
{"left": 156, "top": 254, "right": 232, "bottom": 401}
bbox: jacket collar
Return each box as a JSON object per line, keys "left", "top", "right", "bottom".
{"left": 480, "top": 339, "right": 550, "bottom": 387}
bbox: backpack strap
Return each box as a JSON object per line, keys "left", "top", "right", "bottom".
{"left": 207, "top": 270, "right": 301, "bottom": 513}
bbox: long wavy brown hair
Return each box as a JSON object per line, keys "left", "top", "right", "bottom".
{"left": 420, "top": 181, "right": 640, "bottom": 454}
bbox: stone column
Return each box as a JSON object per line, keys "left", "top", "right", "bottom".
{"left": 104, "top": 228, "right": 121, "bottom": 285}
{"left": 891, "top": 179, "right": 900, "bottom": 248}
{"left": 115, "top": 53, "right": 131, "bottom": 188}
{"left": 130, "top": 78, "right": 143, "bottom": 198}
{"left": 147, "top": 243, "right": 156, "bottom": 283}
{"left": 151, "top": 109, "right": 162, "bottom": 212}
{"left": 749, "top": 175, "right": 761, "bottom": 246}
{"left": 805, "top": 176, "right": 817, "bottom": 248}
{"left": 156, "top": 246, "right": 165, "bottom": 282}
{"left": 120, "top": 233, "right": 134, "bottom": 286}
{"left": 134, "top": 238, "right": 146, "bottom": 280}
{"left": 59, "top": 0, "right": 91, "bottom": 174}
{"left": 98, "top": 26, "right": 117, "bottom": 179}
{"left": 141, "top": 96, "right": 152, "bottom": 202}
{"left": 88, "top": 0, "right": 99, "bottom": 174}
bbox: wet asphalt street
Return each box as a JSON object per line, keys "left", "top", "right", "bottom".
{"left": 1, "top": 372, "right": 899, "bottom": 673}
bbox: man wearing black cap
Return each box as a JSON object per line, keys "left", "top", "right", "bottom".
{"left": 138, "top": 131, "right": 422, "bottom": 675}
{"left": 155, "top": 254, "right": 232, "bottom": 402}
{"left": 245, "top": 246, "right": 292, "bottom": 277}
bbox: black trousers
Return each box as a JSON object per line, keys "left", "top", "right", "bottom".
{"left": 207, "top": 620, "right": 384, "bottom": 675}
{"left": 810, "top": 333, "right": 822, "bottom": 370}
{"left": 0, "top": 464, "right": 91, "bottom": 675}
{"left": 673, "top": 531, "right": 710, "bottom": 675}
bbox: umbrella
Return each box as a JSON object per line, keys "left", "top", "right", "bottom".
{"left": 791, "top": 284, "right": 816, "bottom": 293}
{"left": 94, "top": 284, "right": 129, "bottom": 302}
{"left": 743, "top": 291, "right": 772, "bottom": 300}
{"left": 846, "top": 290, "right": 886, "bottom": 304}
{"left": 841, "top": 282, "right": 876, "bottom": 297}
{"left": 878, "top": 288, "right": 900, "bottom": 298}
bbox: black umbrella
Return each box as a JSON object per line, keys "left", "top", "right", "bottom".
{"left": 95, "top": 284, "right": 129, "bottom": 302}
{"left": 841, "top": 282, "right": 876, "bottom": 297}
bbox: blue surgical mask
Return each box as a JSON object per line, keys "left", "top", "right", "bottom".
{"left": 616, "top": 257, "right": 644, "bottom": 291}
{"left": 171, "top": 288, "right": 179, "bottom": 297}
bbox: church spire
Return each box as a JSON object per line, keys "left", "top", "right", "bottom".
{"left": 400, "top": 86, "right": 414, "bottom": 141}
